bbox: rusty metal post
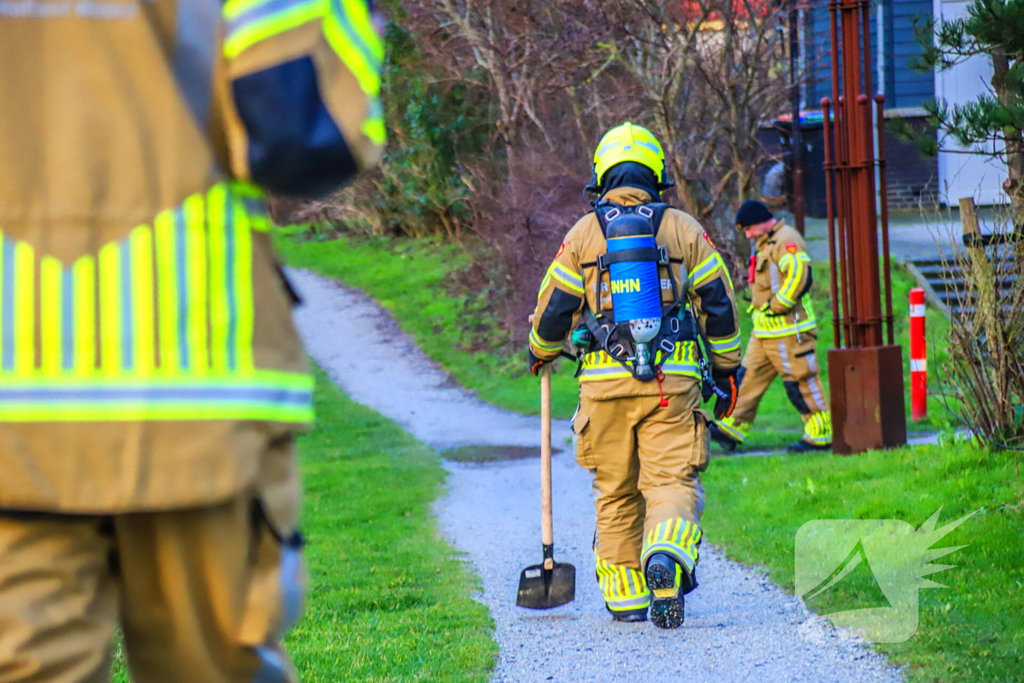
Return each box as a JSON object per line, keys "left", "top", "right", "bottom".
{"left": 822, "top": 97, "right": 842, "bottom": 346}
{"left": 876, "top": 94, "right": 895, "bottom": 345}
{"left": 826, "top": 0, "right": 906, "bottom": 454}
{"left": 789, "top": 3, "right": 805, "bottom": 235}
{"left": 838, "top": 96, "right": 858, "bottom": 347}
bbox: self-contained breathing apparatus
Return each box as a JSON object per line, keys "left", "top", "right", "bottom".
{"left": 571, "top": 201, "right": 729, "bottom": 403}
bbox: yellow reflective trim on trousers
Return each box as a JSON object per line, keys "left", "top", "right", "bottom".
{"left": 594, "top": 552, "right": 648, "bottom": 608}
{"left": 73, "top": 257, "right": 96, "bottom": 376}
{"left": 642, "top": 518, "right": 701, "bottom": 571}
{"left": 716, "top": 416, "right": 748, "bottom": 442}
{"left": 131, "top": 226, "right": 156, "bottom": 375}
{"left": 40, "top": 256, "right": 62, "bottom": 376}
{"left": 804, "top": 410, "right": 832, "bottom": 444}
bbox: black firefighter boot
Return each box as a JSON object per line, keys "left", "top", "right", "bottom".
{"left": 786, "top": 440, "right": 831, "bottom": 453}
{"left": 708, "top": 422, "right": 740, "bottom": 453}
{"left": 645, "top": 553, "right": 694, "bottom": 629}
{"left": 609, "top": 606, "right": 648, "bottom": 623}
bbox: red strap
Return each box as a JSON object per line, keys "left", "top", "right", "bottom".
{"left": 657, "top": 370, "right": 668, "bottom": 407}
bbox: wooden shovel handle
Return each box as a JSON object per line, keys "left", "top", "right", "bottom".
{"left": 541, "top": 365, "right": 553, "bottom": 567}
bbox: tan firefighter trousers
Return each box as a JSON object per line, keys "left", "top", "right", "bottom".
{"left": 0, "top": 442, "right": 303, "bottom": 683}
{"left": 573, "top": 385, "right": 708, "bottom": 614}
{"left": 717, "top": 332, "right": 831, "bottom": 446}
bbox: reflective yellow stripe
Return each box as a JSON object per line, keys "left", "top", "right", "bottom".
{"left": 224, "top": 0, "right": 325, "bottom": 59}
{"left": 716, "top": 416, "right": 748, "bottom": 442}
{"left": 777, "top": 253, "right": 810, "bottom": 306}
{"left": 641, "top": 517, "right": 701, "bottom": 571}
{"left": 185, "top": 195, "right": 209, "bottom": 374}
{"left": 689, "top": 254, "right": 719, "bottom": 288}
{"left": 362, "top": 110, "right": 386, "bottom": 145}
{"left": 550, "top": 270, "right": 584, "bottom": 295}
{"left": 708, "top": 333, "right": 741, "bottom": 353}
{"left": 0, "top": 371, "right": 314, "bottom": 423}
{"left": 547, "top": 262, "right": 584, "bottom": 295}
{"left": 131, "top": 226, "right": 155, "bottom": 375}
{"left": 0, "top": 183, "right": 310, "bottom": 423}
{"left": 14, "top": 241, "right": 34, "bottom": 376}
{"left": 154, "top": 211, "right": 180, "bottom": 374}
{"left": 235, "top": 202, "right": 255, "bottom": 372}
{"left": 209, "top": 186, "right": 230, "bottom": 373}
{"left": 323, "top": 0, "right": 383, "bottom": 98}
{"left": 98, "top": 240, "right": 121, "bottom": 375}
{"left": 40, "top": 256, "right": 62, "bottom": 376}
{"left": 73, "top": 257, "right": 96, "bottom": 376}
{"left": 530, "top": 329, "right": 561, "bottom": 353}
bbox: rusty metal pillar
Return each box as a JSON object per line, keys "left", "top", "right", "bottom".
{"left": 822, "top": 0, "right": 906, "bottom": 455}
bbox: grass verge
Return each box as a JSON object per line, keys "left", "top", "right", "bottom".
{"left": 288, "top": 370, "right": 496, "bottom": 681}
{"left": 702, "top": 441, "right": 1024, "bottom": 682}
{"left": 274, "top": 227, "right": 950, "bottom": 450}
{"left": 113, "top": 370, "right": 496, "bottom": 682}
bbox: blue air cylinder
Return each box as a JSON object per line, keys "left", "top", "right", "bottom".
{"left": 606, "top": 214, "right": 662, "bottom": 346}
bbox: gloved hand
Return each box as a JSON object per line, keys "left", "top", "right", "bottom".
{"left": 528, "top": 349, "right": 547, "bottom": 376}
{"left": 710, "top": 366, "right": 739, "bottom": 420}
{"left": 758, "top": 302, "right": 781, "bottom": 317}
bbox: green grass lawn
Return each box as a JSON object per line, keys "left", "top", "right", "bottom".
{"left": 702, "top": 441, "right": 1024, "bottom": 682}
{"left": 288, "top": 371, "right": 495, "bottom": 681}
{"left": 274, "top": 227, "right": 951, "bottom": 451}
{"left": 113, "top": 371, "right": 496, "bottom": 682}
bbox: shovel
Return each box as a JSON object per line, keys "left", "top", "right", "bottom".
{"left": 516, "top": 364, "right": 576, "bottom": 609}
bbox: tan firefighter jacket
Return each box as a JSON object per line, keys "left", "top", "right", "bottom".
{"left": 530, "top": 187, "right": 741, "bottom": 400}
{"left": 749, "top": 221, "right": 817, "bottom": 339}
{"left": 0, "top": 0, "right": 384, "bottom": 514}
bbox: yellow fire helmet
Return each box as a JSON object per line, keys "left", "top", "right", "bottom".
{"left": 586, "top": 122, "right": 674, "bottom": 194}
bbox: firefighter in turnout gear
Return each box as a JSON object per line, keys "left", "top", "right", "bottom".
{"left": 710, "top": 201, "right": 832, "bottom": 454}
{"left": 529, "top": 123, "right": 742, "bottom": 629}
{"left": 0, "top": 3, "right": 383, "bottom": 681}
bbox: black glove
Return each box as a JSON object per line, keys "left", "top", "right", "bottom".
{"left": 710, "top": 366, "right": 739, "bottom": 420}
{"left": 528, "top": 349, "right": 547, "bottom": 376}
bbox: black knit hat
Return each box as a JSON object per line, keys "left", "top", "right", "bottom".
{"left": 734, "top": 200, "right": 774, "bottom": 229}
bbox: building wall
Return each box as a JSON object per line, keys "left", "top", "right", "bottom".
{"left": 884, "top": 116, "right": 939, "bottom": 209}
{"left": 803, "top": 0, "right": 937, "bottom": 210}
{"left": 805, "top": 0, "right": 934, "bottom": 108}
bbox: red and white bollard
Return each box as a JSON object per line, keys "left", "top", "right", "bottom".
{"left": 909, "top": 288, "right": 927, "bottom": 422}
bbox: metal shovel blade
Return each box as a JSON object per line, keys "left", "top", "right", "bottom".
{"left": 516, "top": 560, "right": 576, "bottom": 609}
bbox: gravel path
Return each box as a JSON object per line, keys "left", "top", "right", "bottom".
{"left": 288, "top": 268, "right": 903, "bottom": 683}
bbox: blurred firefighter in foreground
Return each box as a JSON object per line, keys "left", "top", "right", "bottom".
{"left": 0, "top": 2, "right": 383, "bottom": 681}
{"left": 528, "top": 123, "right": 741, "bottom": 628}
{"left": 710, "top": 201, "right": 832, "bottom": 453}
